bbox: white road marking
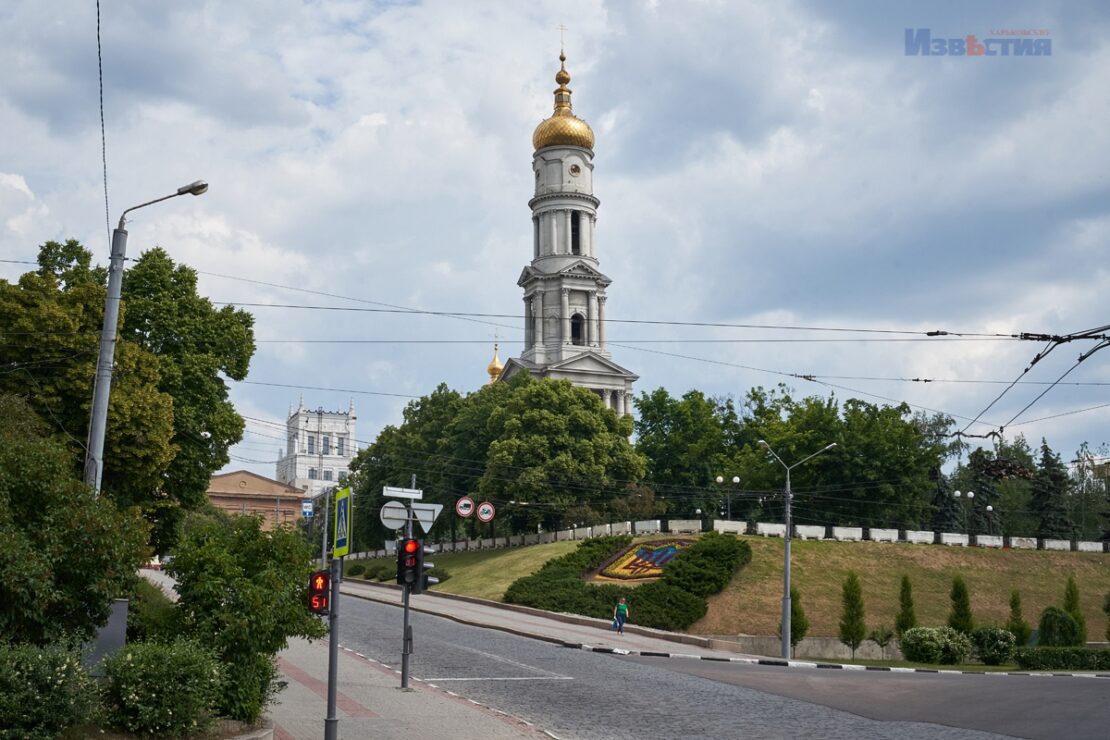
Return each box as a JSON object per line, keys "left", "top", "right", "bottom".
{"left": 420, "top": 676, "right": 575, "bottom": 681}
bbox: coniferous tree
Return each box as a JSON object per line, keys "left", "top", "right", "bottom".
{"left": 777, "top": 586, "right": 809, "bottom": 657}
{"left": 1063, "top": 575, "right": 1087, "bottom": 643}
{"left": 839, "top": 572, "right": 866, "bottom": 658}
{"left": 895, "top": 575, "right": 917, "bottom": 638}
{"left": 1031, "top": 440, "right": 1074, "bottom": 539}
{"left": 948, "top": 575, "right": 974, "bottom": 634}
{"left": 1103, "top": 592, "right": 1110, "bottom": 642}
{"left": 966, "top": 450, "right": 1002, "bottom": 535}
{"left": 1006, "top": 590, "right": 1031, "bottom": 646}
{"left": 929, "top": 468, "right": 963, "bottom": 533}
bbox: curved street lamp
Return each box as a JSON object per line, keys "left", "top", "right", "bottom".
{"left": 759, "top": 439, "right": 837, "bottom": 660}
{"left": 84, "top": 181, "right": 209, "bottom": 495}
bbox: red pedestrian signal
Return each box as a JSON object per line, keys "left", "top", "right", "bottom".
{"left": 397, "top": 538, "right": 420, "bottom": 586}
{"left": 308, "top": 570, "right": 330, "bottom": 614}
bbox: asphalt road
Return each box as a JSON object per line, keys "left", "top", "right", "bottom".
{"left": 338, "top": 594, "right": 1020, "bottom": 740}
{"left": 620, "top": 655, "right": 1110, "bottom": 740}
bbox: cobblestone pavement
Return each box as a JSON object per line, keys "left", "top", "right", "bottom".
{"left": 341, "top": 595, "right": 1015, "bottom": 740}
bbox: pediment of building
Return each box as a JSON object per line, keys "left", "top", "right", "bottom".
{"left": 547, "top": 350, "right": 637, "bottom": 379}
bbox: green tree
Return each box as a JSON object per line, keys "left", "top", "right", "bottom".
{"left": 0, "top": 395, "right": 149, "bottom": 644}
{"left": 929, "top": 468, "right": 963, "bottom": 532}
{"left": 121, "top": 248, "right": 255, "bottom": 517}
{"left": 948, "top": 575, "right": 974, "bottom": 634}
{"left": 1031, "top": 440, "right": 1074, "bottom": 539}
{"left": 634, "top": 388, "right": 739, "bottom": 517}
{"left": 480, "top": 377, "right": 647, "bottom": 531}
{"left": 1063, "top": 575, "right": 1087, "bottom": 643}
{"left": 869, "top": 624, "right": 895, "bottom": 660}
{"left": 168, "top": 512, "right": 326, "bottom": 722}
{"left": 895, "top": 575, "right": 917, "bottom": 638}
{"left": 776, "top": 586, "right": 809, "bottom": 657}
{"left": 1038, "top": 606, "right": 1082, "bottom": 647}
{"left": 966, "top": 450, "right": 1002, "bottom": 535}
{"left": 0, "top": 246, "right": 176, "bottom": 507}
{"left": 839, "top": 571, "right": 866, "bottom": 658}
{"left": 1006, "top": 590, "right": 1032, "bottom": 646}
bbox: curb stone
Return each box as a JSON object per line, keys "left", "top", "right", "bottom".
{"left": 567, "top": 644, "right": 1110, "bottom": 679}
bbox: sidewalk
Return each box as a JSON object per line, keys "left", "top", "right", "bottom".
{"left": 269, "top": 638, "right": 549, "bottom": 740}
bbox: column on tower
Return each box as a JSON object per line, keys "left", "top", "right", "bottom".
{"left": 560, "top": 288, "right": 570, "bottom": 345}
{"left": 581, "top": 213, "right": 592, "bottom": 257}
{"left": 532, "top": 216, "right": 539, "bottom": 259}
{"left": 598, "top": 295, "right": 606, "bottom": 348}
{"left": 524, "top": 297, "right": 532, "bottom": 348}
{"left": 548, "top": 211, "right": 558, "bottom": 255}
{"left": 532, "top": 292, "right": 544, "bottom": 350}
{"left": 564, "top": 210, "right": 573, "bottom": 254}
{"left": 590, "top": 215, "right": 597, "bottom": 257}
{"left": 587, "top": 291, "right": 599, "bottom": 346}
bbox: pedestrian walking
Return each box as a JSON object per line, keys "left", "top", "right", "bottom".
{"left": 613, "top": 596, "right": 630, "bottom": 635}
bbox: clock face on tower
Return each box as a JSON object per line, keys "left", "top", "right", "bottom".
{"left": 569, "top": 164, "right": 581, "bottom": 176}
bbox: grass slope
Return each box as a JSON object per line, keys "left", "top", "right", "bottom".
{"left": 427, "top": 540, "right": 581, "bottom": 602}
{"left": 695, "top": 537, "right": 1110, "bottom": 638}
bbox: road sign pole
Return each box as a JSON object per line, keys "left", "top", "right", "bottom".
{"left": 323, "top": 554, "right": 340, "bottom": 739}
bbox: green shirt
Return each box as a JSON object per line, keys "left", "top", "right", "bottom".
{"left": 616, "top": 603, "right": 629, "bottom": 617}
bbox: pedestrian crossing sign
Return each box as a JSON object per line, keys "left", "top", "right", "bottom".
{"left": 333, "top": 487, "right": 351, "bottom": 557}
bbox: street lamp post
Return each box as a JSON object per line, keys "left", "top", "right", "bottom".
{"left": 84, "top": 181, "right": 209, "bottom": 495}
{"left": 759, "top": 440, "right": 837, "bottom": 660}
{"left": 715, "top": 475, "right": 740, "bottom": 521}
{"left": 954, "top": 490, "right": 974, "bottom": 533}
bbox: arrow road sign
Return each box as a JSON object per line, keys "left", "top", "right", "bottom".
{"left": 455, "top": 496, "right": 474, "bottom": 518}
{"left": 410, "top": 503, "right": 444, "bottom": 533}
{"left": 476, "top": 501, "right": 496, "bottom": 523}
{"left": 379, "top": 501, "right": 409, "bottom": 530}
{"left": 383, "top": 486, "right": 423, "bottom": 500}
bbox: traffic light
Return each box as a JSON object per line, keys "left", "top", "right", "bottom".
{"left": 308, "top": 570, "right": 330, "bottom": 614}
{"left": 412, "top": 542, "right": 439, "bottom": 595}
{"left": 396, "top": 538, "right": 420, "bottom": 587}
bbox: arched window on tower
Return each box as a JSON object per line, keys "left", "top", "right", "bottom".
{"left": 570, "top": 211, "right": 581, "bottom": 255}
{"left": 571, "top": 313, "right": 585, "bottom": 345}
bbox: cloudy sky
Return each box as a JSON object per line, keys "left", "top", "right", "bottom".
{"left": 2, "top": 0, "right": 1108, "bottom": 478}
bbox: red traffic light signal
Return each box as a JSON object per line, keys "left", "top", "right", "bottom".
{"left": 308, "top": 570, "right": 330, "bottom": 614}
{"left": 397, "top": 538, "right": 419, "bottom": 586}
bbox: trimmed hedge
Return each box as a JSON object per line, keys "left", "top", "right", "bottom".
{"left": 346, "top": 562, "right": 367, "bottom": 577}
{"left": 0, "top": 642, "right": 98, "bottom": 739}
{"left": 1013, "top": 647, "right": 1110, "bottom": 671}
{"left": 900, "top": 626, "right": 973, "bottom": 665}
{"left": 503, "top": 532, "right": 750, "bottom": 631}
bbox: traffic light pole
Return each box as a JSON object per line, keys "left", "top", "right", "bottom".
{"left": 400, "top": 505, "right": 414, "bottom": 689}
{"left": 324, "top": 554, "right": 340, "bottom": 740}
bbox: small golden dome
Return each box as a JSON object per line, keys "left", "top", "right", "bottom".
{"left": 486, "top": 343, "right": 504, "bottom": 384}
{"left": 533, "top": 52, "right": 595, "bottom": 151}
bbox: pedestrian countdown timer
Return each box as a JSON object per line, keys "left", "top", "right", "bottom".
{"left": 308, "top": 570, "right": 330, "bottom": 614}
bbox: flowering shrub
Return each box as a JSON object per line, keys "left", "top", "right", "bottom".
{"left": 900, "top": 626, "right": 973, "bottom": 665}
{"left": 0, "top": 642, "right": 97, "bottom": 739}
{"left": 970, "top": 627, "right": 1017, "bottom": 666}
{"left": 101, "top": 639, "right": 222, "bottom": 738}
{"left": 600, "top": 540, "right": 690, "bottom": 579}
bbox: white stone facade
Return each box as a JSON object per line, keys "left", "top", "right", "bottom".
{"left": 275, "top": 400, "right": 357, "bottom": 497}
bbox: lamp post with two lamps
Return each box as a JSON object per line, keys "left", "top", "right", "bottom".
{"left": 715, "top": 475, "right": 740, "bottom": 521}
{"left": 758, "top": 440, "right": 837, "bottom": 660}
{"left": 84, "top": 180, "right": 209, "bottom": 496}
{"left": 953, "top": 490, "right": 974, "bottom": 533}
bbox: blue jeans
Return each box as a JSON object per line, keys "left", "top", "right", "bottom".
{"left": 615, "top": 614, "right": 626, "bottom": 632}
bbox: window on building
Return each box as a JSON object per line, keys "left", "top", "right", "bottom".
{"left": 336, "top": 436, "right": 346, "bottom": 457}
{"left": 307, "top": 435, "right": 316, "bottom": 454}
{"left": 571, "top": 313, "right": 585, "bottom": 345}
{"left": 338, "top": 470, "right": 348, "bottom": 482}
{"left": 323, "top": 470, "right": 333, "bottom": 481}
{"left": 308, "top": 468, "right": 318, "bottom": 480}
{"left": 570, "top": 211, "right": 581, "bottom": 255}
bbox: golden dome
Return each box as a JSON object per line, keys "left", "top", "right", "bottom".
{"left": 532, "top": 52, "right": 595, "bottom": 151}
{"left": 486, "top": 343, "right": 504, "bottom": 384}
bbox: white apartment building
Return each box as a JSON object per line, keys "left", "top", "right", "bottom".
{"left": 275, "top": 399, "right": 357, "bottom": 497}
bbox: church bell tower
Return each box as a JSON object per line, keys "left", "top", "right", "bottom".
{"left": 498, "top": 52, "right": 637, "bottom": 416}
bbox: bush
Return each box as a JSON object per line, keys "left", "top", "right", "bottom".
{"left": 1104, "top": 592, "right": 1110, "bottom": 642}
{"left": 971, "top": 627, "right": 1017, "bottom": 666}
{"left": 168, "top": 513, "right": 327, "bottom": 723}
{"left": 1014, "top": 647, "right": 1110, "bottom": 671}
{"left": 1038, "top": 606, "right": 1083, "bottom": 647}
{"left": 0, "top": 642, "right": 98, "bottom": 739}
{"left": 1063, "top": 576, "right": 1087, "bottom": 643}
{"left": 127, "top": 578, "right": 177, "bottom": 643}
{"left": 101, "top": 639, "right": 222, "bottom": 738}
{"left": 346, "top": 562, "right": 366, "bottom": 577}
{"left": 503, "top": 534, "right": 749, "bottom": 631}
{"left": 1006, "top": 591, "right": 1031, "bottom": 646}
{"left": 426, "top": 566, "right": 451, "bottom": 584}
{"left": 900, "top": 626, "right": 973, "bottom": 665}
